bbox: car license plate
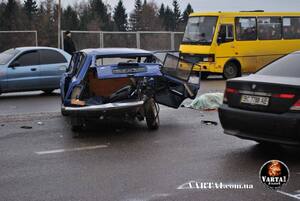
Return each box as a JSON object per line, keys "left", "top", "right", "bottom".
{"left": 112, "top": 67, "right": 146, "bottom": 74}
{"left": 240, "top": 95, "right": 269, "bottom": 106}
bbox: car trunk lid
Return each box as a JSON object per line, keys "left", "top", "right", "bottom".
{"left": 225, "top": 75, "right": 300, "bottom": 114}
{"left": 95, "top": 63, "right": 162, "bottom": 79}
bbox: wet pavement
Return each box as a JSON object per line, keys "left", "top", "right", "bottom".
{"left": 0, "top": 79, "right": 299, "bottom": 201}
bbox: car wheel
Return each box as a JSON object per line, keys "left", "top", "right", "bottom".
{"left": 43, "top": 89, "right": 55, "bottom": 94}
{"left": 145, "top": 99, "right": 160, "bottom": 130}
{"left": 223, "top": 62, "right": 239, "bottom": 79}
{"left": 200, "top": 72, "right": 209, "bottom": 80}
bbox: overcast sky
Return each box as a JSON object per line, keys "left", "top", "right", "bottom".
{"left": 60, "top": 0, "right": 300, "bottom": 12}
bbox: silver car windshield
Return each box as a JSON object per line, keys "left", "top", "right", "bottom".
{"left": 182, "top": 16, "right": 218, "bottom": 45}
{"left": 0, "top": 49, "right": 20, "bottom": 65}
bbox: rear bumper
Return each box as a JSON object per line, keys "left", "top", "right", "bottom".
{"left": 218, "top": 104, "right": 300, "bottom": 146}
{"left": 62, "top": 101, "right": 144, "bottom": 116}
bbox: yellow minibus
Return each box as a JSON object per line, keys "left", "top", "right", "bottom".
{"left": 179, "top": 11, "right": 300, "bottom": 79}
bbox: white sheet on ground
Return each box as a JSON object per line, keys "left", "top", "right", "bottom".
{"left": 184, "top": 92, "right": 224, "bottom": 110}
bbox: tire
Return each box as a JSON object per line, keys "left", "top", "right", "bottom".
{"left": 145, "top": 99, "right": 160, "bottom": 130}
{"left": 223, "top": 62, "right": 239, "bottom": 79}
{"left": 200, "top": 72, "right": 209, "bottom": 80}
{"left": 43, "top": 89, "right": 55, "bottom": 94}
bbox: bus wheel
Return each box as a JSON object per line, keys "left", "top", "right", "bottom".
{"left": 200, "top": 72, "right": 209, "bottom": 80}
{"left": 223, "top": 62, "right": 239, "bottom": 79}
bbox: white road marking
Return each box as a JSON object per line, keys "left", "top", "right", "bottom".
{"left": 277, "top": 190, "right": 300, "bottom": 200}
{"left": 35, "top": 145, "right": 108, "bottom": 155}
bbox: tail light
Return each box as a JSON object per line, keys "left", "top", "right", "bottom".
{"left": 223, "top": 87, "right": 238, "bottom": 103}
{"left": 272, "top": 93, "right": 295, "bottom": 99}
{"left": 71, "top": 86, "right": 85, "bottom": 106}
{"left": 290, "top": 99, "right": 300, "bottom": 111}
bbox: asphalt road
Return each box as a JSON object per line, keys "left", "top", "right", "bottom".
{"left": 0, "top": 79, "right": 299, "bottom": 201}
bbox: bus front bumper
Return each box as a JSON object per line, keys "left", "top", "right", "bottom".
{"left": 193, "top": 62, "right": 221, "bottom": 73}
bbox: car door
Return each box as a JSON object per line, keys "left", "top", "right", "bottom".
{"left": 6, "top": 50, "right": 40, "bottom": 92}
{"left": 39, "top": 49, "right": 68, "bottom": 89}
{"left": 154, "top": 53, "right": 200, "bottom": 108}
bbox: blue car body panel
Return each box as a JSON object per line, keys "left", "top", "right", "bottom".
{"left": 61, "top": 48, "right": 200, "bottom": 109}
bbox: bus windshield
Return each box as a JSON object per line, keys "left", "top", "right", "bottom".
{"left": 182, "top": 16, "right": 218, "bottom": 45}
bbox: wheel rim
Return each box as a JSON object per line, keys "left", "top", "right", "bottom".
{"left": 224, "top": 63, "right": 238, "bottom": 79}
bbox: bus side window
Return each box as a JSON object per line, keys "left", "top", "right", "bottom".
{"left": 258, "top": 17, "right": 282, "bottom": 40}
{"left": 235, "top": 17, "right": 257, "bottom": 41}
{"left": 218, "top": 24, "right": 234, "bottom": 44}
{"left": 283, "top": 17, "right": 300, "bottom": 39}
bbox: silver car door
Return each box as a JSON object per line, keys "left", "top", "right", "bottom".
{"left": 6, "top": 50, "right": 40, "bottom": 92}
{"left": 39, "top": 49, "right": 68, "bottom": 89}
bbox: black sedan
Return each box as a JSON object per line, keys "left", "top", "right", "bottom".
{"left": 218, "top": 52, "right": 300, "bottom": 146}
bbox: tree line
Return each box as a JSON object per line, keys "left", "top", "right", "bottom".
{"left": 0, "top": 0, "right": 194, "bottom": 48}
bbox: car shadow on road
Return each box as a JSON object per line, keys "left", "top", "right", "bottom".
{"left": 224, "top": 142, "right": 300, "bottom": 165}
{"left": 248, "top": 143, "right": 300, "bottom": 163}
{"left": 69, "top": 119, "right": 159, "bottom": 141}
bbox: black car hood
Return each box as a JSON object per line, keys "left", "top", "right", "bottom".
{"left": 230, "top": 74, "right": 300, "bottom": 87}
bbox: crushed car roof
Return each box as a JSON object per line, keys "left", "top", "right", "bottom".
{"left": 80, "top": 48, "right": 153, "bottom": 57}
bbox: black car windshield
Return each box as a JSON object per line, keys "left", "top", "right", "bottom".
{"left": 257, "top": 53, "right": 300, "bottom": 78}
{"left": 182, "top": 16, "right": 218, "bottom": 45}
{"left": 0, "top": 49, "right": 20, "bottom": 65}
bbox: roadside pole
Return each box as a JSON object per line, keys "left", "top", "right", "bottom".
{"left": 58, "top": 0, "right": 61, "bottom": 49}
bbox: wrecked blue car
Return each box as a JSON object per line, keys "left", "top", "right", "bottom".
{"left": 60, "top": 48, "right": 199, "bottom": 135}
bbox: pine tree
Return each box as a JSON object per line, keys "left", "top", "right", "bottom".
{"left": 158, "top": 3, "right": 165, "bottom": 30}
{"left": 78, "top": 4, "right": 92, "bottom": 30}
{"left": 2, "top": 0, "right": 19, "bottom": 30}
{"left": 172, "top": 0, "right": 181, "bottom": 31}
{"left": 164, "top": 6, "right": 174, "bottom": 31}
{"left": 143, "top": 0, "right": 147, "bottom": 7}
{"left": 158, "top": 3, "right": 165, "bottom": 19}
{"left": 24, "top": 0, "right": 38, "bottom": 20}
{"left": 36, "top": 0, "right": 57, "bottom": 46}
{"left": 0, "top": 2, "right": 6, "bottom": 29}
{"left": 62, "top": 5, "right": 79, "bottom": 31}
{"left": 89, "top": 0, "right": 112, "bottom": 30}
{"left": 139, "top": 1, "right": 160, "bottom": 31}
{"left": 182, "top": 3, "right": 194, "bottom": 24}
{"left": 129, "top": 0, "right": 142, "bottom": 31}
{"left": 113, "top": 0, "right": 127, "bottom": 31}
